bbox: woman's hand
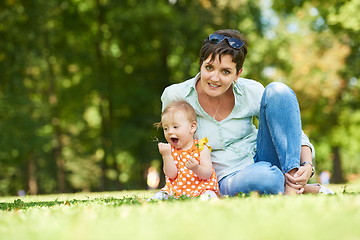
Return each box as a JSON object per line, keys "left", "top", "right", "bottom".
{"left": 286, "top": 164, "right": 312, "bottom": 185}
{"left": 285, "top": 164, "right": 312, "bottom": 194}
{"left": 285, "top": 173, "right": 304, "bottom": 194}
{"left": 285, "top": 146, "right": 314, "bottom": 195}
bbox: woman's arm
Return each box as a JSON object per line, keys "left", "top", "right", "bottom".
{"left": 185, "top": 146, "right": 213, "bottom": 180}
{"left": 296, "top": 145, "right": 314, "bottom": 182}
{"left": 285, "top": 145, "right": 314, "bottom": 190}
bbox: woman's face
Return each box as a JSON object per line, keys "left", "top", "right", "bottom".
{"left": 199, "top": 54, "right": 241, "bottom": 98}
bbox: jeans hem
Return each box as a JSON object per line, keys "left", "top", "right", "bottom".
{"left": 284, "top": 164, "right": 300, "bottom": 174}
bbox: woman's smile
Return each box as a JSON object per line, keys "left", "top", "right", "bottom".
{"left": 208, "top": 83, "right": 220, "bottom": 88}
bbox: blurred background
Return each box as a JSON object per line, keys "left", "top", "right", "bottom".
{"left": 0, "top": 0, "right": 359, "bottom": 196}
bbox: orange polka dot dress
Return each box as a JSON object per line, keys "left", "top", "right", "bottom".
{"left": 161, "top": 138, "right": 219, "bottom": 198}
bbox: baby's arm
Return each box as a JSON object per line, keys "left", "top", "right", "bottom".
{"left": 185, "top": 146, "right": 213, "bottom": 180}
{"left": 158, "top": 143, "right": 178, "bottom": 180}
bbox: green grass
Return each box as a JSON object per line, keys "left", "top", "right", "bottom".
{"left": 0, "top": 183, "right": 360, "bottom": 240}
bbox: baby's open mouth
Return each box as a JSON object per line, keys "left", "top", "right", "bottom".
{"left": 171, "top": 137, "right": 179, "bottom": 144}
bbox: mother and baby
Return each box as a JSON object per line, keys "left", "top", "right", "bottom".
{"left": 150, "top": 29, "right": 333, "bottom": 200}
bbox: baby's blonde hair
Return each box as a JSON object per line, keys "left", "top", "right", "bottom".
{"left": 154, "top": 101, "right": 196, "bottom": 129}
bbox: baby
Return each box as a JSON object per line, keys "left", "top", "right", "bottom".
{"left": 150, "top": 101, "right": 219, "bottom": 200}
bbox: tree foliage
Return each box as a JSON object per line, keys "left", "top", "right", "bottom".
{"left": 0, "top": 0, "right": 358, "bottom": 195}
{"left": 271, "top": 0, "right": 360, "bottom": 182}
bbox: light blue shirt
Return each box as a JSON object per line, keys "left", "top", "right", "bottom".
{"left": 161, "top": 73, "right": 315, "bottom": 181}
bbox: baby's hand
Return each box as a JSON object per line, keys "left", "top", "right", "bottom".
{"left": 185, "top": 157, "right": 199, "bottom": 171}
{"left": 158, "top": 142, "right": 171, "bottom": 156}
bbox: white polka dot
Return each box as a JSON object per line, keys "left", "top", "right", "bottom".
{"left": 174, "top": 161, "right": 178, "bottom": 164}
{"left": 195, "top": 181, "right": 199, "bottom": 184}
{"left": 194, "top": 153, "right": 199, "bottom": 157}
{"left": 182, "top": 178, "right": 186, "bottom": 181}
{"left": 179, "top": 182, "right": 183, "bottom": 185}
{"left": 191, "top": 185, "right": 196, "bottom": 189}
{"left": 187, "top": 181, "right": 191, "bottom": 185}
{"left": 191, "top": 178, "right": 195, "bottom": 181}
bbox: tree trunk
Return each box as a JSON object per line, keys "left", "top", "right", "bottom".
{"left": 44, "top": 31, "right": 66, "bottom": 193}
{"left": 95, "top": 0, "right": 115, "bottom": 191}
{"left": 331, "top": 146, "right": 345, "bottom": 183}
{"left": 54, "top": 133, "right": 66, "bottom": 193}
{"left": 26, "top": 152, "right": 38, "bottom": 195}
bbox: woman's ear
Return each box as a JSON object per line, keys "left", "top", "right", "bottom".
{"left": 237, "top": 68, "right": 243, "bottom": 77}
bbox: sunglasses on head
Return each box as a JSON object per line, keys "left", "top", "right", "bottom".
{"left": 208, "top": 34, "right": 244, "bottom": 49}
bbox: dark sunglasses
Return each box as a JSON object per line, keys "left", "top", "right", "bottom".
{"left": 208, "top": 34, "right": 244, "bottom": 49}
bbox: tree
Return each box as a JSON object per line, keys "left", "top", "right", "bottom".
{"left": 4, "top": 0, "right": 357, "bottom": 195}
{"left": 271, "top": 0, "right": 360, "bottom": 182}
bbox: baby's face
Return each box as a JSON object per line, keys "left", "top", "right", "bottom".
{"left": 161, "top": 110, "right": 196, "bottom": 150}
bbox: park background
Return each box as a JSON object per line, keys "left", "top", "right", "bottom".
{"left": 0, "top": 0, "right": 359, "bottom": 196}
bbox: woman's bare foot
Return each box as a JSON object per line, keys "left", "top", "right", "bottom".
{"left": 284, "top": 183, "right": 298, "bottom": 195}
{"left": 303, "top": 184, "right": 321, "bottom": 194}
{"left": 303, "top": 184, "right": 334, "bottom": 194}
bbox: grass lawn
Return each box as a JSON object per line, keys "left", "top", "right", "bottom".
{"left": 0, "top": 182, "right": 360, "bottom": 240}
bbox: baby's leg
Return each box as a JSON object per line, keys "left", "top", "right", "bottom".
{"left": 148, "top": 191, "right": 170, "bottom": 200}
{"left": 200, "top": 190, "right": 218, "bottom": 199}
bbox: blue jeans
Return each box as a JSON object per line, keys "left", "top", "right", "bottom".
{"left": 219, "top": 82, "right": 302, "bottom": 195}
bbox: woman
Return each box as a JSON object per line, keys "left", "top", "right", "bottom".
{"left": 160, "top": 29, "right": 332, "bottom": 195}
